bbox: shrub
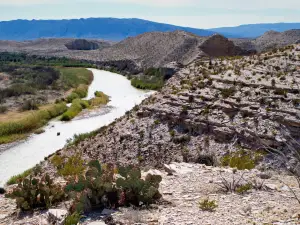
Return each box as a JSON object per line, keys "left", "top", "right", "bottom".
{"left": 220, "top": 87, "right": 236, "bottom": 98}
{"left": 6, "top": 168, "right": 33, "bottom": 185}
{"left": 54, "top": 154, "right": 85, "bottom": 177}
{"left": 0, "top": 105, "right": 7, "bottom": 114}
{"left": 73, "top": 84, "right": 88, "bottom": 98}
{"left": 236, "top": 183, "right": 253, "bottom": 194}
{"left": 199, "top": 198, "right": 218, "bottom": 211}
{"left": 169, "top": 130, "right": 175, "bottom": 137}
{"left": 196, "top": 154, "right": 216, "bottom": 166}
{"left": 6, "top": 174, "right": 65, "bottom": 211}
{"left": 21, "top": 100, "right": 39, "bottom": 111}
{"left": 61, "top": 99, "right": 89, "bottom": 121}
{"left": 66, "top": 93, "right": 80, "bottom": 103}
{"left": 221, "top": 150, "right": 263, "bottom": 170}
{"left": 65, "top": 212, "right": 82, "bottom": 225}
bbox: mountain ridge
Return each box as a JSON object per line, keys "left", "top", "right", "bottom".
{"left": 0, "top": 18, "right": 299, "bottom": 41}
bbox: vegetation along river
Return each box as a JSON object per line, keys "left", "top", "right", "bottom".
{"left": 0, "top": 69, "right": 154, "bottom": 185}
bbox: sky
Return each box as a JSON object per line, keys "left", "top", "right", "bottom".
{"left": 0, "top": 0, "right": 299, "bottom": 28}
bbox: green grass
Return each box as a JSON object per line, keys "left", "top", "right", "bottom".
{"left": 6, "top": 168, "right": 33, "bottom": 185}
{"left": 0, "top": 103, "right": 67, "bottom": 144}
{"left": 58, "top": 67, "right": 93, "bottom": 90}
{"left": 61, "top": 99, "right": 89, "bottom": 121}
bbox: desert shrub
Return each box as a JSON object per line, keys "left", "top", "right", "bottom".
{"left": 55, "top": 154, "right": 85, "bottom": 177}
{"left": 196, "top": 154, "right": 216, "bottom": 166}
{"left": 65, "top": 212, "right": 82, "bottom": 225}
{"left": 169, "top": 130, "right": 175, "bottom": 137}
{"left": 6, "top": 174, "right": 65, "bottom": 211}
{"left": 274, "top": 89, "right": 287, "bottom": 96}
{"left": 20, "top": 100, "right": 39, "bottom": 111}
{"left": 236, "top": 183, "right": 253, "bottom": 194}
{"left": 116, "top": 166, "right": 162, "bottom": 206}
{"left": 199, "top": 198, "right": 218, "bottom": 211}
{"left": 221, "top": 150, "right": 263, "bottom": 170}
{"left": 220, "top": 87, "right": 236, "bottom": 98}
{"left": 0, "top": 105, "right": 7, "bottom": 114}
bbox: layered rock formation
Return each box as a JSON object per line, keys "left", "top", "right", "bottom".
{"left": 61, "top": 44, "right": 300, "bottom": 168}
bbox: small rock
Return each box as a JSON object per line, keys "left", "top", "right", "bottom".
{"left": 257, "top": 173, "right": 272, "bottom": 179}
{"left": 101, "top": 208, "right": 116, "bottom": 215}
{"left": 57, "top": 132, "right": 61, "bottom": 136}
{"left": 87, "top": 222, "right": 106, "bottom": 225}
{"left": 47, "top": 209, "right": 68, "bottom": 225}
{"left": 0, "top": 187, "right": 5, "bottom": 194}
{"left": 164, "top": 164, "right": 176, "bottom": 175}
{"left": 264, "top": 183, "right": 278, "bottom": 190}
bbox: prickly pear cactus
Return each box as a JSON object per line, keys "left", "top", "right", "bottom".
{"left": 6, "top": 174, "right": 65, "bottom": 211}
{"left": 116, "top": 167, "right": 162, "bottom": 206}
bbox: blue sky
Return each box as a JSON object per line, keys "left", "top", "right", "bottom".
{"left": 0, "top": 0, "right": 299, "bottom": 28}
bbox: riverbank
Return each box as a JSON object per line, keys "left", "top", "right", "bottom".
{"left": 0, "top": 67, "right": 94, "bottom": 144}
{"left": 0, "top": 69, "right": 154, "bottom": 186}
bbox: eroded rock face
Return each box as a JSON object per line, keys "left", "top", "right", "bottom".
{"left": 65, "top": 39, "right": 100, "bottom": 50}
{"left": 55, "top": 44, "right": 300, "bottom": 169}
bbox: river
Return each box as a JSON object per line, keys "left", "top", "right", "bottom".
{"left": 0, "top": 69, "right": 154, "bottom": 186}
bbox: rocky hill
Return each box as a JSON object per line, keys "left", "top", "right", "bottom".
{"left": 0, "top": 30, "right": 299, "bottom": 75}
{"left": 232, "top": 29, "right": 300, "bottom": 53}
{"left": 58, "top": 44, "right": 300, "bottom": 168}
{"left": 0, "top": 32, "right": 248, "bottom": 74}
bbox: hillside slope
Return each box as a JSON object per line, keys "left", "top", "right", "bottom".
{"left": 61, "top": 44, "right": 300, "bottom": 167}
{"left": 0, "top": 32, "right": 247, "bottom": 73}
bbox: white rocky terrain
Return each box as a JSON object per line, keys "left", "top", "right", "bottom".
{"left": 1, "top": 39, "right": 300, "bottom": 225}
{"left": 57, "top": 44, "right": 300, "bottom": 169}
{"left": 1, "top": 163, "right": 299, "bottom": 224}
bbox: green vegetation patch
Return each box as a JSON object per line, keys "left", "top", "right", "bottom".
{"left": 221, "top": 149, "right": 264, "bottom": 170}
{"left": 61, "top": 99, "right": 89, "bottom": 121}
{"left": 131, "top": 67, "right": 165, "bottom": 90}
{"left": 0, "top": 103, "right": 67, "bottom": 144}
{"left": 58, "top": 67, "right": 93, "bottom": 91}
{"left": 6, "top": 168, "right": 33, "bottom": 185}
{"left": 66, "top": 84, "right": 89, "bottom": 103}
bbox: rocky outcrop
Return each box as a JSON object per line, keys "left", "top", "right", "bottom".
{"left": 65, "top": 39, "right": 100, "bottom": 50}
{"left": 58, "top": 44, "right": 300, "bottom": 168}
{"left": 200, "top": 34, "right": 246, "bottom": 57}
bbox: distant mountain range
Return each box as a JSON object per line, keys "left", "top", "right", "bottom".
{"left": 0, "top": 18, "right": 299, "bottom": 41}
{"left": 0, "top": 18, "right": 214, "bottom": 41}
{"left": 209, "top": 23, "right": 300, "bottom": 38}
